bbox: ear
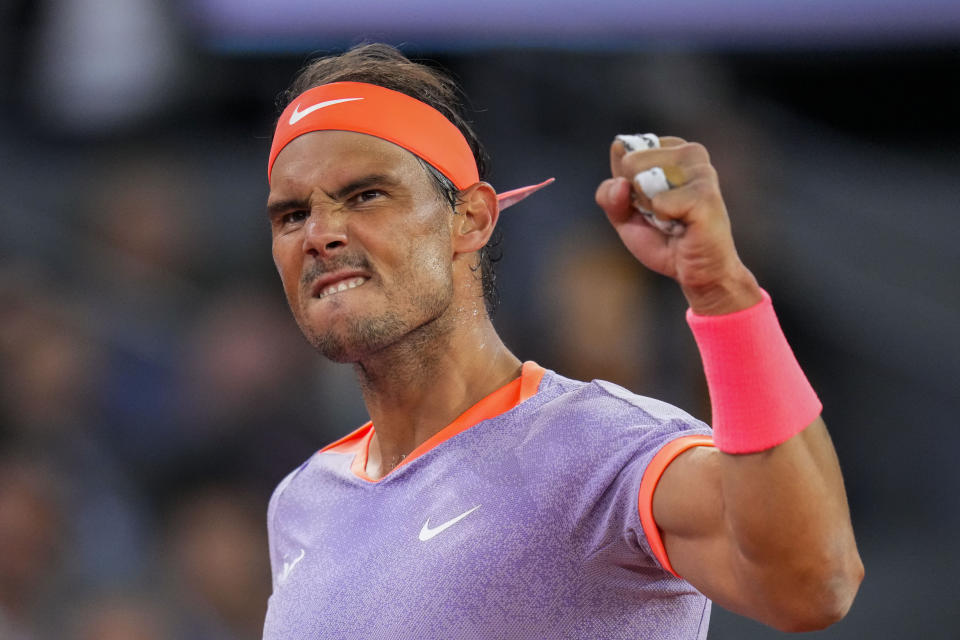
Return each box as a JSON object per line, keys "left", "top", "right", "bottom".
{"left": 452, "top": 181, "right": 499, "bottom": 256}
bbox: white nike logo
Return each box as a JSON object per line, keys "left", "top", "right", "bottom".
{"left": 277, "top": 548, "right": 305, "bottom": 585}
{"left": 288, "top": 98, "right": 364, "bottom": 124}
{"left": 418, "top": 505, "right": 481, "bottom": 541}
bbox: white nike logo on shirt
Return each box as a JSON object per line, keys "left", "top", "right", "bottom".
{"left": 288, "top": 97, "right": 364, "bottom": 124}
{"left": 277, "top": 548, "right": 305, "bottom": 585}
{"left": 418, "top": 505, "right": 481, "bottom": 541}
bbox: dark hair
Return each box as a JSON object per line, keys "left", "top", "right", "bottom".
{"left": 281, "top": 43, "right": 501, "bottom": 316}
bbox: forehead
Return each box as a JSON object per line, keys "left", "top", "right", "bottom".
{"left": 268, "top": 130, "right": 427, "bottom": 196}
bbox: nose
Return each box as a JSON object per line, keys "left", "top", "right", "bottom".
{"left": 302, "top": 209, "right": 348, "bottom": 257}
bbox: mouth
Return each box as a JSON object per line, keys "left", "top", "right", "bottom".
{"left": 313, "top": 275, "right": 370, "bottom": 300}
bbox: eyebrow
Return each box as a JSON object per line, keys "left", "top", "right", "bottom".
{"left": 330, "top": 173, "right": 400, "bottom": 201}
{"left": 266, "top": 196, "right": 310, "bottom": 218}
{"left": 266, "top": 173, "right": 402, "bottom": 218}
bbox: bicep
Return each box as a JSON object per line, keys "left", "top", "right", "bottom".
{"left": 651, "top": 446, "right": 751, "bottom": 614}
{"left": 649, "top": 419, "right": 862, "bottom": 628}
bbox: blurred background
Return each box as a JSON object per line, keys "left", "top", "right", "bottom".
{"left": 1, "top": 1, "right": 958, "bottom": 638}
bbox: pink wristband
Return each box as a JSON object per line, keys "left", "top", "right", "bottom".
{"left": 686, "top": 289, "right": 822, "bottom": 454}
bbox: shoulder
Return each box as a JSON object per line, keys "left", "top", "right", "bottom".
{"left": 532, "top": 368, "right": 708, "bottom": 432}
{"left": 509, "top": 368, "right": 711, "bottom": 478}
{"left": 266, "top": 455, "right": 314, "bottom": 529}
{"left": 267, "top": 421, "right": 372, "bottom": 521}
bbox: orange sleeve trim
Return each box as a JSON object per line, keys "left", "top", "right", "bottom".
{"left": 638, "top": 434, "right": 715, "bottom": 578}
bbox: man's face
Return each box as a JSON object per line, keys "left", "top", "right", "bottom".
{"left": 267, "top": 130, "right": 456, "bottom": 363}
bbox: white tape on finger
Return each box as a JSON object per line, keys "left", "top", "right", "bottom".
{"left": 634, "top": 167, "right": 671, "bottom": 199}
{"left": 616, "top": 133, "right": 660, "bottom": 151}
{"left": 636, "top": 207, "right": 686, "bottom": 237}
{"left": 615, "top": 132, "right": 686, "bottom": 236}
{"left": 632, "top": 166, "right": 685, "bottom": 236}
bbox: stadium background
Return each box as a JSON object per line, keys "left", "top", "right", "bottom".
{"left": 1, "top": 1, "right": 958, "bottom": 637}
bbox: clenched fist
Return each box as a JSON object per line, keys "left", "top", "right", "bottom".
{"left": 595, "top": 135, "right": 763, "bottom": 315}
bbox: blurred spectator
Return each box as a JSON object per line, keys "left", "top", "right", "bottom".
{"left": 0, "top": 268, "right": 103, "bottom": 441}
{"left": 65, "top": 592, "right": 171, "bottom": 640}
{"left": 538, "top": 225, "right": 655, "bottom": 392}
{"left": 73, "top": 153, "right": 204, "bottom": 488}
{"left": 0, "top": 456, "right": 64, "bottom": 640}
{"left": 534, "top": 224, "right": 707, "bottom": 416}
{"left": 0, "top": 267, "right": 152, "bottom": 594}
{"left": 163, "top": 485, "right": 271, "bottom": 640}
{"left": 166, "top": 284, "right": 328, "bottom": 499}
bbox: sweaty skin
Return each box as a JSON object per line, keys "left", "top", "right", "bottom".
{"left": 267, "top": 130, "right": 518, "bottom": 480}
{"left": 595, "top": 137, "right": 863, "bottom": 631}
{"left": 268, "top": 126, "right": 862, "bottom": 631}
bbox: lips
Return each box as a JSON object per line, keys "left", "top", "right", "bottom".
{"left": 316, "top": 276, "right": 368, "bottom": 299}
{"left": 309, "top": 271, "right": 370, "bottom": 300}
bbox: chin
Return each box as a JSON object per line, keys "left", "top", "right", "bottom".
{"left": 302, "top": 311, "right": 409, "bottom": 363}
{"left": 310, "top": 335, "right": 363, "bottom": 364}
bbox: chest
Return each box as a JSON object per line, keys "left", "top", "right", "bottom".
{"left": 265, "top": 455, "right": 583, "bottom": 636}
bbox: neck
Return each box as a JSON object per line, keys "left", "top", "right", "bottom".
{"left": 354, "top": 310, "right": 520, "bottom": 480}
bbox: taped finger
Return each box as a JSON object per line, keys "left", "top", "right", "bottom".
{"left": 630, "top": 166, "right": 687, "bottom": 237}
{"left": 635, "top": 205, "right": 686, "bottom": 237}
{"left": 616, "top": 133, "right": 660, "bottom": 151}
{"left": 634, "top": 167, "right": 671, "bottom": 199}
{"left": 633, "top": 165, "right": 686, "bottom": 196}
{"left": 614, "top": 133, "right": 687, "bottom": 236}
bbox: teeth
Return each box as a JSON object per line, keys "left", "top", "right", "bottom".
{"left": 318, "top": 276, "right": 367, "bottom": 299}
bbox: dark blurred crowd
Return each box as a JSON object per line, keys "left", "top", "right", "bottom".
{"left": 2, "top": 2, "right": 959, "bottom": 639}
{"left": 0, "top": 161, "right": 315, "bottom": 638}
{"left": 0, "top": 139, "right": 700, "bottom": 638}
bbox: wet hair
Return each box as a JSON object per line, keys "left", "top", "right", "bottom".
{"left": 280, "top": 43, "right": 501, "bottom": 316}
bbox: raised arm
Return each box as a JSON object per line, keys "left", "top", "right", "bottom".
{"left": 595, "top": 136, "right": 863, "bottom": 632}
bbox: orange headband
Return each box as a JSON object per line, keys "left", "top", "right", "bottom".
{"left": 268, "top": 81, "right": 553, "bottom": 210}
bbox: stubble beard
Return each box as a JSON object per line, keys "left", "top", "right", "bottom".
{"left": 298, "top": 283, "right": 453, "bottom": 365}
{"left": 303, "top": 307, "right": 406, "bottom": 363}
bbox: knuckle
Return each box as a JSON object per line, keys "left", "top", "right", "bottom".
{"left": 692, "top": 179, "right": 715, "bottom": 200}
{"left": 680, "top": 142, "right": 710, "bottom": 164}
{"left": 694, "top": 163, "right": 718, "bottom": 184}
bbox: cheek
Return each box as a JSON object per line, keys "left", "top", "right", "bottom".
{"left": 399, "top": 229, "right": 453, "bottom": 289}
{"left": 416, "top": 208, "right": 455, "bottom": 270}
{"left": 272, "top": 241, "right": 303, "bottom": 303}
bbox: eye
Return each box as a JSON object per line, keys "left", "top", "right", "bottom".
{"left": 281, "top": 210, "right": 308, "bottom": 225}
{"left": 353, "top": 189, "right": 384, "bottom": 204}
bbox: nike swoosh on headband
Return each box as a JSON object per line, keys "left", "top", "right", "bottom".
{"left": 289, "top": 97, "right": 365, "bottom": 125}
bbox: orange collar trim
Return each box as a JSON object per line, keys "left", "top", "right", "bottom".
{"left": 319, "top": 361, "right": 546, "bottom": 482}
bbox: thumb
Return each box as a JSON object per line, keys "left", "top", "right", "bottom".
{"left": 595, "top": 177, "right": 633, "bottom": 225}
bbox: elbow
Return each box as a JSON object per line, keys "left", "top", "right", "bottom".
{"left": 767, "top": 553, "right": 865, "bottom": 632}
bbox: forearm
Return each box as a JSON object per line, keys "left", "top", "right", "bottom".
{"left": 681, "top": 275, "right": 862, "bottom": 629}
{"left": 719, "top": 418, "right": 863, "bottom": 630}
{"left": 688, "top": 280, "right": 862, "bottom": 629}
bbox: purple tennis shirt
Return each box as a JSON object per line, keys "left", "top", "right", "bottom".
{"left": 263, "top": 362, "right": 713, "bottom": 639}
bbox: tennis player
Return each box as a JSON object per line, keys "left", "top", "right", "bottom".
{"left": 261, "top": 44, "right": 862, "bottom": 639}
